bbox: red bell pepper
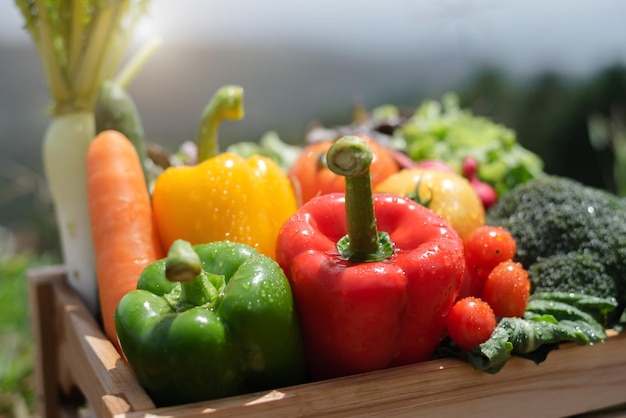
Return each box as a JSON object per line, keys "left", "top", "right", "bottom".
{"left": 276, "top": 136, "right": 465, "bottom": 380}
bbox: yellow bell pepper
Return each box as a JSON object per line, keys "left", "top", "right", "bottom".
{"left": 152, "top": 85, "right": 298, "bottom": 259}
{"left": 152, "top": 153, "right": 297, "bottom": 259}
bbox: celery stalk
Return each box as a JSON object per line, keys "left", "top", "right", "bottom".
{"left": 15, "top": 0, "right": 153, "bottom": 315}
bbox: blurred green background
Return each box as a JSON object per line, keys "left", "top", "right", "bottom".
{"left": 2, "top": 1, "right": 626, "bottom": 416}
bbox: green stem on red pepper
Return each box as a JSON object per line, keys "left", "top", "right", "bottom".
{"left": 196, "top": 85, "right": 245, "bottom": 163}
{"left": 276, "top": 136, "right": 466, "bottom": 380}
{"left": 164, "top": 239, "right": 224, "bottom": 309}
{"left": 326, "top": 136, "right": 394, "bottom": 262}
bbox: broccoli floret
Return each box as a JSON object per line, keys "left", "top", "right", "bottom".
{"left": 487, "top": 175, "right": 626, "bottom": 324}
{"left": 528, "top": 252, "right": 619, "bottom": 299}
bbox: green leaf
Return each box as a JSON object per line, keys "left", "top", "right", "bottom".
{"left": 466, "top": 292, "right": 615, "bottom": 374}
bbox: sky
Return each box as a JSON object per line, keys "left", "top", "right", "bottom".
{"left": 3, "top": 0, "right": 626, "bottom": 79}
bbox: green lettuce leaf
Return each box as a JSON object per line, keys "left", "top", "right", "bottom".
{"left": 466, "top": 292, "right": 615, "bottom": 374}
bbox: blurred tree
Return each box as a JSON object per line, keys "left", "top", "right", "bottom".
{"left": 575, "top": 65, "right": 626, "bottom": 191}
{"left": 514, "top": 72, "right": 576, "bottom": 176}
{"left": 458, "top": 67, "right": 519, "bottom": 129}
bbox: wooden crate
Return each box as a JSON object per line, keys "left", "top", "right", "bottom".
{"left": 28, "top": 266, "right": 626, "bottom": 418}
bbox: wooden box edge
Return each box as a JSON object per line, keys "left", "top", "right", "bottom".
{"left": 27, "top": 266, "right": 626, "bottom": 418}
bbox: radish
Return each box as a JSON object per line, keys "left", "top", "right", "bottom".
{"left": 415, "top": 159, "right": 456, "bottom": 173}
{"left": 462, "top": 157, "right": 498, "bottom": 209}
{"left": 16, "top": 1, "right": 156, "bottom": 314}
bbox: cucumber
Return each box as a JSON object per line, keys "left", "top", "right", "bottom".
{"left": 95, "top": 81, "right": 149, "bottom": 184}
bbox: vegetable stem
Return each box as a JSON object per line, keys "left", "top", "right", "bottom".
{"left": 165, "top": 240, "right": 202, "bottom": 283}
{"left": 197, "top": 85, "right": 245, "bottom": 162}
{"left": 115, "top": 36, "right": 162, "bottom": 89}
{"left": 327, "top": 136, "right": 394, "bottom": 262}
{"left": 18, "top": 0, "right": 152, "bottom": 114}
{"left": 67, "top": 0, "right": 84, "bottom": 77}
{"left": 74, "top": 4, "right": 120, "bottom": 106}
{"left": 34, "top": 0, "right": 72, "bottom": 110}
{"left": 165, "top": 240, "right": 220, "bottom": 307}
{"left": 97, "top": 3, "right": 141, "bottom": 90}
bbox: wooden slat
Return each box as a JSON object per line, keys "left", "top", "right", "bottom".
{"left": 28, "top": 266, "right": 155, "bottom": 417}
{"left": 29, "top": 266, "right": 626, "bottom": 418}
{"left": 54, "top": 269, "right": 156, "bottom": 416}
{"left": 124, "top": 331, "right": 626, "bottom": 417}
{"left": 28, "top": 266, "right": 66, "bottom": 418}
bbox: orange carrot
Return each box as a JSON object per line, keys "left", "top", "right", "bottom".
{"left": 86, "top": 130, "right": 164, "bottom": 353}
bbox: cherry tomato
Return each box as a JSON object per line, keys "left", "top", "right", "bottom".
{"left": 447, "top": 297, "right": 497, "bottom": 351}
{"left": 461, "top": 225, "right": 517, "bottom": 298}
{"left": 482, "top": 260, "right": 530, "bottom": 318}
{"left": 464, "top": 225, "right": 517, "bottom": 268}
{"left": 374, "top": 168, "right": 485, "bottom": 240}
{"left": 289, "top": 136, "right": 398, "bottom": 205}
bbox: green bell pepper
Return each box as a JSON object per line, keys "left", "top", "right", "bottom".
{"left": 114, "top": 239, "right": 306, "bottom": 406}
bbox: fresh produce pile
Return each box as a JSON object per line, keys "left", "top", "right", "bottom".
{"left": 15, "top": 2, "right": 624, "bottom": 409}
{"left": 304, "top": 93, "right": 545, "bottom": 205}
{"left": 75, "top": 86, "right": 626, "bottom": 404}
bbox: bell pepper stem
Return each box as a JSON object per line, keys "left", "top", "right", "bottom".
{"left": 165, "top": 239, "right": 220, "bottom": 307}
{"left": 196, "top": 85, "right": 245, "bottom": 163}
{"left": 327, "top": 136, "right": 394, "bottom": 262}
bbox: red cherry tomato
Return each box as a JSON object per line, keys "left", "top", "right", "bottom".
{"left": 461, "top": 225, "right": 517, "bottom": 298}
{"left": 482, "top": 260, "right": 531, "bottom": 318}
{"left": 447, "top": 297, "right": 497, "bottom": 351}
{"left": 464, "top": 225, "right": 517, "bottom": 268}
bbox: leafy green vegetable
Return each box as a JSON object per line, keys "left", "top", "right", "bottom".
{"left": 529, "top": 291, "right": 618, "bottom": 325}
{"left": 523, "top": 300, "right": 607, "bottom": 341}
{"left": 15, "top": 0, "right": 152, "bottom": 114}
{"left": 227, "top": 131, "right": 304, "bottom": 172}
{"left": 528, "top": 252, "right": 619, "bottom": 301}
{"left": 487, "top": 175, "right": 626, "bottom": 326}
{"left": 391, "top": 93, "right": 544, "bottom": 196}
{"left": 466, "top": 292, "right": 616, "bottom": 374}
